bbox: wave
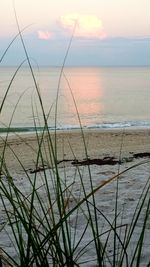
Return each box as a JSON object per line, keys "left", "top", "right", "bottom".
{"left": 1, "top": 120, "right": 150, "bottom": 134}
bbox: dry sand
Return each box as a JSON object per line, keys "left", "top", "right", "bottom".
{"left": 0, "top": 128, "right": 150, "bottom": 266}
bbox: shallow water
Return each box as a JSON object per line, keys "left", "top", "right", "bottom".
{"left": 0, "top": 66, "right": 150, "bottom": 132}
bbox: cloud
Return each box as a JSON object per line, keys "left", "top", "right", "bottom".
{"left": 37, "top": 30, "right": 52, "bottom": 40}
{"left": 1, "top": 35, "right": 150, "bottom": 66}
{"left": 58, "top": 13, "right": 106, "bottom": 39}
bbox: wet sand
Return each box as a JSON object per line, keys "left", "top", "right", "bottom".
{"left": 1, "top": 128, "right": 150, "bottom": 172}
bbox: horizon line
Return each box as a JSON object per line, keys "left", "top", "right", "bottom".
{"left": 1, "top": 64, "right": 150, "bottom": 68}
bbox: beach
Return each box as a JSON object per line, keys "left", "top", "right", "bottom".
{"left": 0, "top": 128, "right": 150, "bottom": 167}
{"left": 1, "top": 1, "right": 150, "bottom": 264}
{"left": 0, "top": 128, "right": 150, "bottom": 266}
{"left": 1, "top": 128, "right": 150, "bottom": 172}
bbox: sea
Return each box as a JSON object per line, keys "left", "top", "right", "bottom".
{"left": 0, "top": 66, "right": 150, "bottom": 133}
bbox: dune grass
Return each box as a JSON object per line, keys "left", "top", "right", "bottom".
{"left": 0, "top": 11, "right": 150, "bottom": 267}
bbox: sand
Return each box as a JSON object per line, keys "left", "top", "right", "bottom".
{"left": 1, "top": 128, "right": 150, "bottom": 171}
{"left": 0, "top": 128, "right": 150, "bottom": 266}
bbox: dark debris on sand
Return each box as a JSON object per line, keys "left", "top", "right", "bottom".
{"left": 29, "top": 152, "right": 150, "bottom": 173}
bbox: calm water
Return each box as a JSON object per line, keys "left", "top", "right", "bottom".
{"left": 0, "top": 66, "right": 150, "bottom": 132}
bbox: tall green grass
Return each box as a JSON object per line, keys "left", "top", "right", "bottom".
{"left": 0, "top": 9, "right": 150, "bottom": 267}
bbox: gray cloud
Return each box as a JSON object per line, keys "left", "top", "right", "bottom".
{"left": 1, "top": 35, "right": 150, "bottom": 66}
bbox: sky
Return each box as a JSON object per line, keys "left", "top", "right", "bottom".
{"left": 0, "top": 0, "right": 150, "bottom": 66}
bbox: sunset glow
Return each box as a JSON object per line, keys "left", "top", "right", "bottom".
{"left": 61, "top": 68, "right": 104, "bottom": 121}
{"left": 1, "top": 0, "right": 150, "bottom": 66}
{"left": 38, "top": 30, "right": 52, "bottom": 40}
{"left": 59, "top": 14, "right": 106, "bottom": 39}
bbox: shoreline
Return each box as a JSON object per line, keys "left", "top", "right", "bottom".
{"left": 1, "top": 125, "right": 150, "bottom": 136}
{"left": 1, "top": 122, "right": 150, "bottom": 136}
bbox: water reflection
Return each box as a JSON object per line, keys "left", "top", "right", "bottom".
{"left": 60, "top": 68, "right": 104, "bottom": 126}
{"left": 1, "top": 67, "right": 150, "bottom": 130}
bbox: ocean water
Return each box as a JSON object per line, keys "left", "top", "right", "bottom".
{"left": 0, "top": 66, "right": 150, "bottom": 133}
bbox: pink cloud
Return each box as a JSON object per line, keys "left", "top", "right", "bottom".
{"left": 58, "top": 14, "right": 106, "bottom": 39}
{"left": 37, "top": 30, "right": 52, "bottom": 40}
